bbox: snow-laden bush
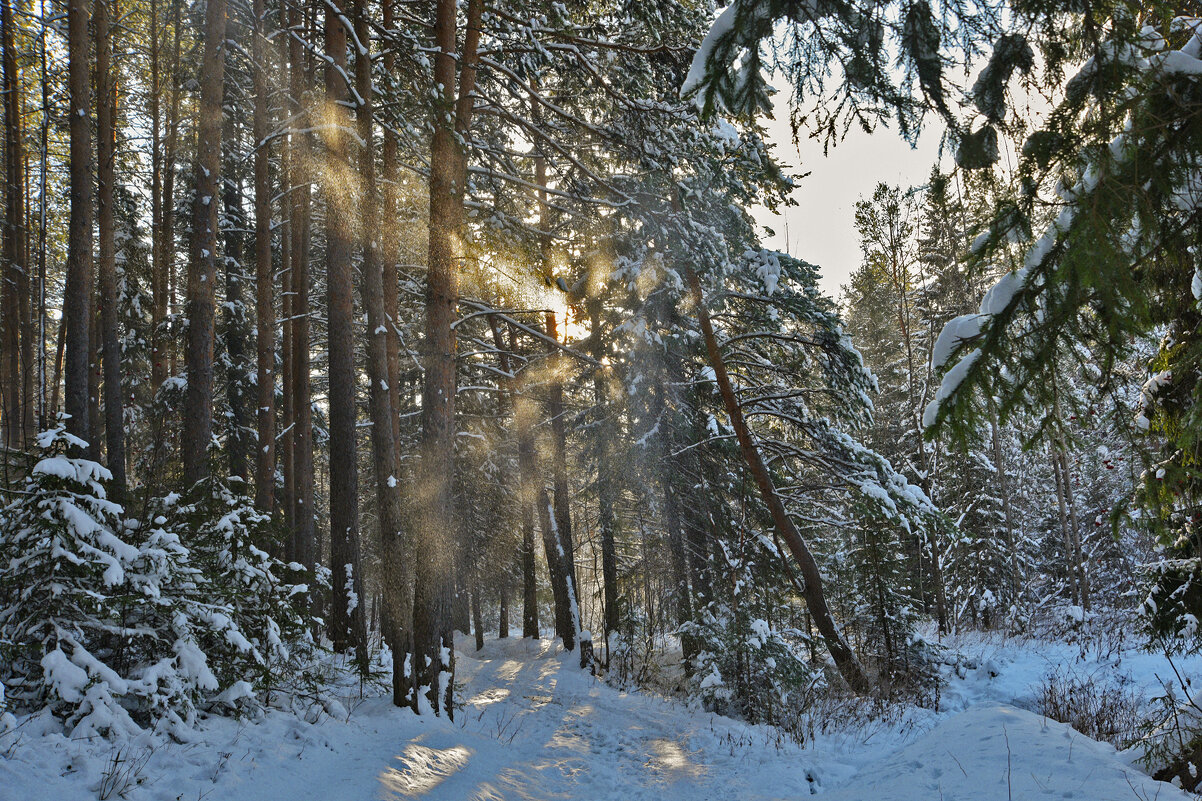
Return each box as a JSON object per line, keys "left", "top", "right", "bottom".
{"left": 1136, "top": 679, "right": 1202, "bottom": 792}
{"left": 158, "top": 475, "right": 316, "bottom": 706}
{"left": 1142, "top": 555, "right": 1202, "bottom": 652}
{"left": 0, "top": 426, "right": 318, "bottom": 739}
{"left": 0, "top": 426, "right": 145, "bottom": 738}
{"left": 1035, "top": 666, "right": 1144, "bottom": 749}
{"left": 682, "top": 605, "right": 815, "bottom": 730}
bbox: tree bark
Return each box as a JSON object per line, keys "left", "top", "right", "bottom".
{"left": 158, "top": 0, "right": 181, "bottom": 394}
{"left": 149, "top": 0, "right": 163, "bottom": 402}
{"left": 380, "top": 0, "right": 402, "bottom": 451}
{"left": 36, "top": 7, "right": 50, "bottom": 431}
{"left": 222, "top": 114, "right": 248, "bottom": 484}
{"left": 414, "top": 0, "right": 481, "bottom": 718}
{"left": 94, "top": 0, "right": 124, "bottom": 498}
{"left": 489, "top": 316, "right": 536, "bottom": 640}
{"left": 88, "top": 307, "right": 101, "bottom": 461}
{"left": 538, "top": 486, "right": 576, "bottom": 650}
{"left": 2, "top": 0, "right": 27, "bottom": 450}
{"left": 277, "top": 15, "right": 294, "bottom": 543}
{"left": 289, "top": 1, "right": 316, "bottom": 610}
{"left": 323, "top": 0, "right": 366, "bottom": 663}
{"left": 685, "top": 267, "right": 872, "bottom": 695}
{"left": 498, "top": 580, "right": 510, "bottom": 639}
{"left": 989, "top": 409, "right": 1022, "bottom": 606}
{"left": 544, "top": 311, "right": 577, "bottom": 611}
{"left": 64, "top": 0, "right": 93, "bottom": 451}
{"left": 588, "top": 301, "right": 619, "bottom": 660}
{"left": 251, "top": 0, "right": 274, "bottom": 512}
{"left": 514, "top": 353, "right": 540, "bottom": 639}
{"left": 183, "top": 0, "right": 228, "bottom": 486}
{"left": 471, "top": 583, "right": 484, "bottom": 651}
{"left": 355, "top": 0, "right": 411, "bottom": 706}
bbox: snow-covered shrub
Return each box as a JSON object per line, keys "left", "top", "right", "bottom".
{"left": 159, "top": 475, "right": 315, "bottom": 707}
{"left": 1142, "top": 555, "right": 1202, "bottom": 652}
{"left": 683, "top": 607, "right": 815, "bottom": 730}
{"left": 0, "top": 425, "right": 144, "bottom": 737}
{"left": 1035, "top": 666, "right": 1144, "bottom": 749}
{"left": 0, "top": 427, "right": 318, "bottom": 738}
{"left": 1134, "top": 669, "right": 1202, "bottom": 793}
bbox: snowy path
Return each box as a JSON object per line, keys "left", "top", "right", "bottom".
{"left": 374, "top": 636, "right": 825, "bottom": 800}
{"left": 1, "top": 634, "right": 1195, "bottom": 800}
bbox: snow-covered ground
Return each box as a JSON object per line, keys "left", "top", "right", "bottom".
{"left": 2, "top": 630, "right": 1199, "bottom": 800}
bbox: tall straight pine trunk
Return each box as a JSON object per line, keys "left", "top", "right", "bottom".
{"left": 221, "top": 114, "right": 247, "bottom": 482}
{"left": 289, "top": 2, "right": 316, "bottom": 607}
{"left": 251, "top": 0, "right": 274, "bottom": 512}
{"left": 588, "top": 301, "right": 619, "bottom": 659}
{"left": 183, "top": 0, "right": 228, "bottom": 486}
{"left": 1, "top": 0, "right": 27, "bottom": 449}
{"left": 489, "top": 316, "right": 537, "bottom": 639}
{"left": 64, "top": 0, "right": 93, "bottom": 451}
{"left": 323, "top": 0, "right": 366, "bottom": 663}
{"left": 156, "top": 0, "right": 182, "bottom": 402}
{"left": 413, "top": 0, "right": 481, "bottom": 717}
{"left": 95, "top": 0, "right": 125, "bottom": 499}
{"left": 380, "top": 0, "right": 402, "bottom": 451}
{"left": 354, "top": 0, "right": 411, "bottom": 706}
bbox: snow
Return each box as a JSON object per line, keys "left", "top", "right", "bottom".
{"left": 924, "top": 348, "right": 982, "bottom": 427}
{"left": 40, "top": 647, "right": 89, "bottom": 705}
{"left": 977, "top": 267, "right": 1028, "bottom": 316}
{"left": 711, "top": 118, "right": 741, "bottom": 152}
{"left": 3, "top": 631, "right": 1196, "bottom": 801}
{"left": 931, "top": 314, "right": 984, "bottom": 370}
{"left": 681, "top": 4, "right": 740, "bottom": 106}
{"left": 1159, "top": 48, "right": 1202, "bottom": 75}
{"left": 822, "top": 704, "right": 1166, "bottom": 801}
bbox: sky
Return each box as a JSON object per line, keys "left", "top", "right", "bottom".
{"left": 752, "top": 96, "right": 943, "bottom": 301}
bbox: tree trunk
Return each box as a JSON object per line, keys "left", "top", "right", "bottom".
{"left": 251, "top": 0, "right": 274, "bottom": 512}
{"left": 471, "top": 583, "right": 484, "bottom": 651}
{"left": 498, "top": 581, "right": 510, "bottom": 639}
{"left": 94, "top": 0, "right": 124, "bottom": 499}
{"left": 323, "top": 0, "right": 366, "bottom": 664}
{"left": 544, "top": 311, "right": 577, "bottom": 610}
{"left": 489, "top": 315, "right": 533, "bottom": 641}
{"left": 2, "top": 0, "right": 27, "bottom": 450}
{"left": 183, "top": 0, "right": 228, "bottom": 486}
{"left": 355, "top": 0, "right": 411, "bottom": 706}
{"left": 36, "top": 8, "right": 50, "bottom": 431}
{"left": 380, "top": 0, "right": 402, "bottom": 452}
{"left": 538, "top": 487, "right": 577, "bottom": 650}
{"left": 148, "top": 0, "right": 163, "bottom": 403}
{"left": 515, "top": 363, "right": 540, "bottom": 639}
{"left": 653, "top": 371, "right": 692, "bottom": 637}
{"left": 289, "top": 2, "right": 316, "bottom": 611}
{"left": 158, "top": 0, "right": 181, "bottom": 394}
{"left": 414, "top": 0, "right": 481, "bottom": 718}
{"left": 685, "top": 267, "right": 872, "bottom": 695}
{"left": 588, "top": 302, "right": 619, "bottom": 659}
{"left": 990, "top": 411, "right": 1022, "bottom": 606}
{"left": 1058, "top": 445, "right": 1089, "bottom": 611}
{"left": 64, "top": 0, "right": 93, "bottom": 452}
{"left": 279, "top": 140, "right": 295, "bottom": 538}
{"left": 222, "top": 114, "right": 248, "bottom": 484}
{"left": 88, "top": 308, "right": 101, "bottom": 461}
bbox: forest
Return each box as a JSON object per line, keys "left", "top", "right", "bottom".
{"left": 2, "top": 0, "right": 1202, "bottom": 798}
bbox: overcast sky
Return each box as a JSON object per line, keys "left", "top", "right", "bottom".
{"left": 751, "top": 97, "right": 943, "bottom": 301}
